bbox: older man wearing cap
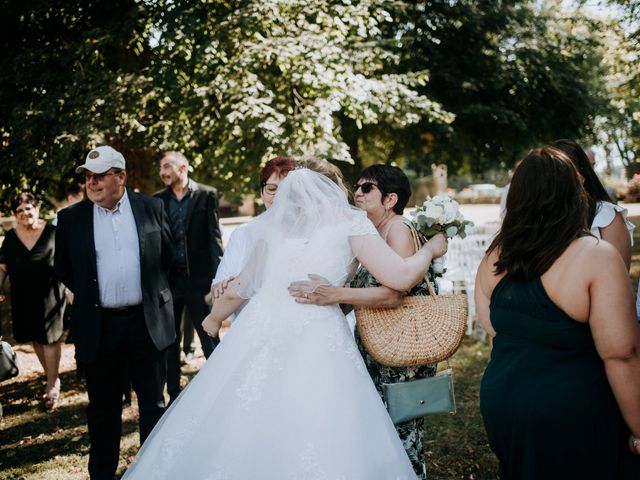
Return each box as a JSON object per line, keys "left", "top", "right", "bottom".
{"left": 55, "top": 145, "right": 175, "bottom": 480}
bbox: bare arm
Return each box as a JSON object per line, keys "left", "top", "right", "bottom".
{"left": 290, "top": 222, "right": 417, "bottom": 307}
{"left": 289, "top": 221, "right": 436, "bottom": 308}
{"left": 474, "top": 253, "right": 498, "bottom": 338}
{"left": 202, "top": 277, "right": 245, "bottom": 337}
{"left": 351, "top": 233, "right": 447, "bottom": 292}
{"left": 211, "top": 277, "right": 234, "bottom": 301}
{"left": 210, "top": 278, "right": 245, "bottom": 322}
{"left": 589, "top": 243, "right": 640, "bottom": 439}
{"left": 202, "top": 239, "right": 267, "bottom": 337}
{"left": 599, "top": 211, "right": 632, "bottom": 270}
{"left": 289, "top": 275, "right": 403, "bottom": 308}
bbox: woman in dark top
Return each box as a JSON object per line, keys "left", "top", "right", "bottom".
{"left": 475, "top": 147, "right": 640, "bottom": 479}
{"left": 0, "top": 192, "right": 66, "bottom": 409}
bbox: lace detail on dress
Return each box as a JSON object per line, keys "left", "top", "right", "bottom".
{"left": 154, "top": 414, "right": 200, "bottom": 479}
{"left": 288, "top": 443, "right": 336, "bottom": 480}
{"left": 242, "top": 297, "right": 274, "bottom": 347}
{"left": 236, "top": 345, "right": 271, "bottom": 409}
{"left": 348, "top": 210, "right": 378, "bottom": 237}
{"left": 324, "top": 310, "right": 365, "bottom": 372}
{"left": 291, "top": 306, "right": 322, "bottom": 335}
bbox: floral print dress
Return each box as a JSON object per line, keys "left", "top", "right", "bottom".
{"left": 351, "top": 240, "right": 438, "bottom": 480}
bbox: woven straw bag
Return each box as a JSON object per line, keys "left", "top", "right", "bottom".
{"left": 355, "top": 226, "right": 468, "bottom": 367}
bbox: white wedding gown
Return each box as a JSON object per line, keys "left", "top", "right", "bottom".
{"left": 123, "top": 170, "right": 418, "bottom": 480}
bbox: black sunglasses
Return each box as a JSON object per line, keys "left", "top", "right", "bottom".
{"left": 352, "top": 182, "right": 378, "bottom": 194}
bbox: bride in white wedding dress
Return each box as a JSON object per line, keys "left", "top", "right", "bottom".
{"left": 123, "top": 168, "right": 447, "bottom": 480}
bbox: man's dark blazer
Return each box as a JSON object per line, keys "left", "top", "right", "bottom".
{"left": 154, "top": 180, "right": 224, "bottom": 292}
{"left": 54, "top": 189, "right": 176, "bottom": 363}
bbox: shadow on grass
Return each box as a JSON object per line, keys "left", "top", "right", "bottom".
{"left": 0, "top": 364, "right": 154, "bottom": 476}
{"left": 1, "top": 413, "right": 141, "bottom": 479}
{"left": 1, "top": 369, "right": 84, "bottom": 416}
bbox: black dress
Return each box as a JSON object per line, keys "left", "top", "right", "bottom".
{"left": 0, "top": 224, "right": 65, "bottom": 344}
{"left": 480, "top": 275, "right": 640, "bottom": 479}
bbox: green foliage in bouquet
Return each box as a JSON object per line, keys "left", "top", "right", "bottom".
{"left": 411, "top": 195, "right": 474, "bottom": 240}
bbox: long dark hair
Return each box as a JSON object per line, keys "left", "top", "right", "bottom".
{"left": 487, "top": 146, "right": 589, "bottom": 281}
{"left": 551, "top": 139, "right": 613, "bottom": 226}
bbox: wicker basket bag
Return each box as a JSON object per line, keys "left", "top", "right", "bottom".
{"left": 355, "top": 226, "right": 468, "bottom": 367}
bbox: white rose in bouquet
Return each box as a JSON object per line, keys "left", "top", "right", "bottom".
{"left": 424, "top": 204, "right": 445, "bottom": 224}
{"left": 411, "top": 195, "right": 474, "bottom": 275}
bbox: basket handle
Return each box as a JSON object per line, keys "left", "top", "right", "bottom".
{"left": 407, "top": 223, "right": 438, "bottom": 297}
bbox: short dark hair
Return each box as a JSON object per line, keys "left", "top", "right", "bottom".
{"left": 358, "top": 164, "right": 411, "bottom": 214}
{"left": 488, "top": 146, "right": 589, "bottom": 281}
{"left": 11, "top": 192, "right": 38, "bottom": 213}
{"left": 260, "top": 156, "right": 297, "bottom": 187}
{"left": 551, "top": 139, "right": 613, "bottom": 226}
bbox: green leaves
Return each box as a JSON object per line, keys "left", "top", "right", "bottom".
{"left": 147, "top": 0, "right": 454, "bottom": 195}
{"left": 0, "top": 0, "right": 629, "bottom": 211}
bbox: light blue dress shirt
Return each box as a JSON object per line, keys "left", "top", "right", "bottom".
{"left": 93, "top": 190, "right": 143, "bottom": 308}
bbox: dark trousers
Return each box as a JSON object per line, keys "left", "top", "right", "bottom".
{"left": 85, "top": 307, "right": 166, "bottom": 480}
{"left": 167, "top": 272, "right": 218, "bottom": 401}
{"left": 182, "top": 315, "right": 196, "bottom": 355}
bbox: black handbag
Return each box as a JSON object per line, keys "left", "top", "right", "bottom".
{"left": 0, "top": 339, "right": 19, "bottom": 382}
{"left": 383, "top": 368, "right": 456, "bottom": 425}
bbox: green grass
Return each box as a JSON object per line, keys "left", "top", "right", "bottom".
{"left": 2, "top": 216, "right": 639, "bottom": 479}
{"left": 425, "top": 339, "right": 498, "bottom": 479}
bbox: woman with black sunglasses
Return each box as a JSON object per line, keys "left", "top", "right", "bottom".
{"left": 289, "top": 164, "right": 442, "bottom": 479}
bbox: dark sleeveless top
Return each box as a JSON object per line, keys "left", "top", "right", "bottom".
{"left": 480, "top": 275, "right": 640, "bottom": 479}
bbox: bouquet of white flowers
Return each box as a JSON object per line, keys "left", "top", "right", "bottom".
{"left": 410, "top": 195, "right": 474, "bottom": 274}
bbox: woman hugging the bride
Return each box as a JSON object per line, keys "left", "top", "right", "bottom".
{"left": 122, "top": 159, "right": 447, "bottom": 480}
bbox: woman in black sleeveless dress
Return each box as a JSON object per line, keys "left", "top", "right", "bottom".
{"left": 0, "top": 193, "right": 66, "bottom": 409}
{"left": 475, "top": 147, "right": 640, "bottom": 479}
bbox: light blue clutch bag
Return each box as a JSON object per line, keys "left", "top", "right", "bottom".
{"left": 383, "top": 368, "right": 456, "bottom": 425}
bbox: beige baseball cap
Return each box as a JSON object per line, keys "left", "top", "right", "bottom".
{"left": 75, "top": 146, "right": 126, "bottom": 174}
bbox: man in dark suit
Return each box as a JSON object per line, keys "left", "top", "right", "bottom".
{"left": 55, "top": 145, "right": 175, "bottom": 480}
{"left": 155, "top": 151, "right": 224, "bottom": 403}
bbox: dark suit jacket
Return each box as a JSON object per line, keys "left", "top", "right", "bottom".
{"left": 154, "top": 180, "right": 224, "bottom": 291}
{"left": 54, "top": 189, "right": 176, "bottom": 363}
